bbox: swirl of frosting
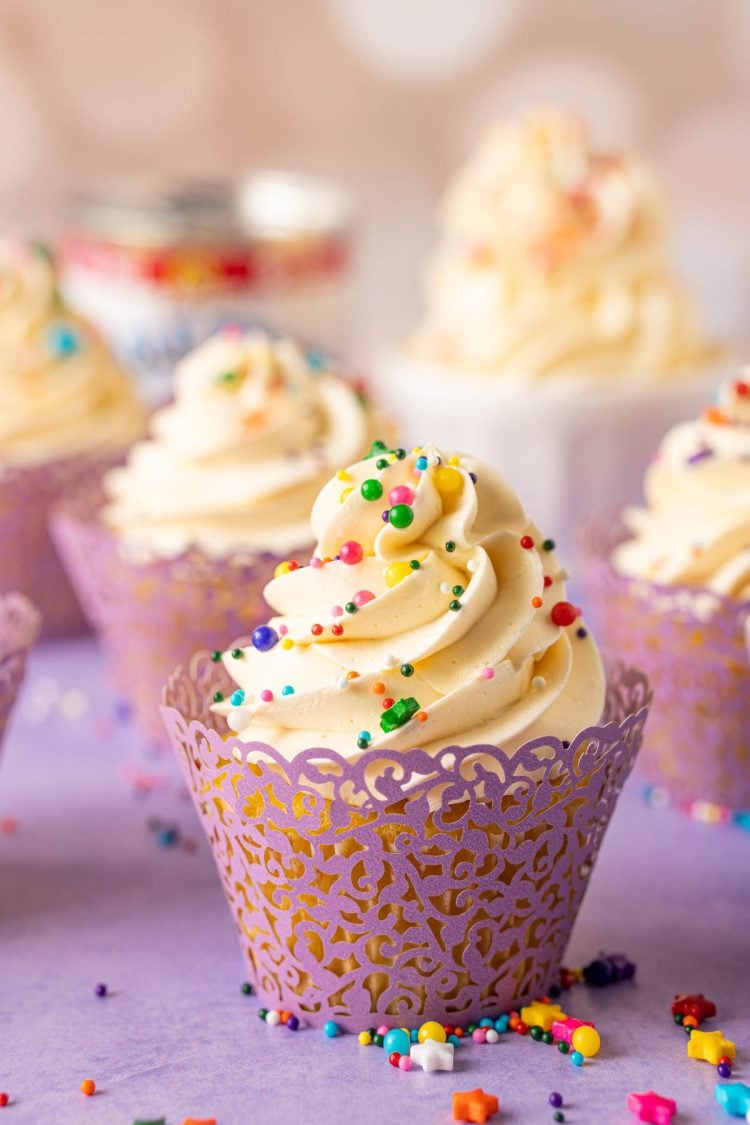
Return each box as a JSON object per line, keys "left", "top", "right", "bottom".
{"left": 0, "top": 238, "right": 145, "bottom": 466}
{"left": 215, "top": 442, "right": 604, "bottom": 759}
{"left": 409, "top": 109, "right": 714, "bottom": 380}
{"left": 103, "top": 328, "right": 385, "bottom": 558}
{"left": 613, "top": 372, "right": 750, "bottom": 598}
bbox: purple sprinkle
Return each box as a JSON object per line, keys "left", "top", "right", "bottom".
{"left": 687, "top": 447, "right": 713, "bottom": 465}
{"left": 576, "top": 627, "right": 588, "bottom": 638}
{"left": 286, "top": 1014, "right": 300, "bottom": 1031}
{"left": 381, "top": 510, "right": 390, "bottom": 522}
{"left": 562, "top": 740, "right": 570, "bottom": 749}
{"left": 469, "top": 472, "right": 477, "bottom": 483}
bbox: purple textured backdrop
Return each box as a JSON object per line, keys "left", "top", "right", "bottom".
{"left": 0, "top": 593, "right": 39, "bottom": 758}
{"left": 51, "top": 480, "right": 312, "bottom": 749}
{"left": 1, "top": 637, "right": 748, "bottom": 1124}
{"left": 579, "top": 514, "right": 750, "bottom": 810}
{"left": 162, "top": 653, "right": 649, "bottom": 1030}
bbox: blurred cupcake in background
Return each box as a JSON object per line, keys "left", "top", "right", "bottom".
{"left": 383, "top": 108, "right": 722, "bottom": 550}
{"left": 580, "top": 370, "right": 750, "bottom": 811}
{"left": 162, "top": 441, "right": 650, "bottom": 1028}
{"left": 0, "top": 238, "right": 145, "bottom": 635}
{"left": 0, "top": 593, "right": 40, "bottom": 768}
{"left": 52, "top": 326, "right": 387, "bottom": 748}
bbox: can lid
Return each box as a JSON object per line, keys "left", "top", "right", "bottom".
{"left": 70, "top": 172, "right": 354, "bottom": 246}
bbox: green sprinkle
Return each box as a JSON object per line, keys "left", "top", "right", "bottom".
{"left": 217, "top": 370, "right": 238, "bottom": 384}
{"left": 409, "top": 560, "right": 420, "bottom": 570}
{"left": 394, "top": 448, "right": 406, "bottom": 459}
{"left": 542, "top": 538, "right": 556, "bottom": 551}
{"left": 230, "top": 648, "right": 243, "bottom": 659}
{"left": 400, "top": 663, "right": 414, "bottom": 677}
{"left": 212, "top": 692, "right": 224, "bottom": 703}
{"left": 210, "top": 650, "right": 222, "bottom": 663}
{"left": 449, "top": 600, "right": 461, "bottom": 611}
{"left": 361, "top": 478, "right": 383, "bottom": 502}
{"left": 376, "top": 458, "right": 389, "bottom": 471}
{"left": 389, "top": 504, "right": 414, "bottom": 530}
{"left": 445, "top": 540, "right": 456, "bottom": 553}
{"left": 258, "top": 1008, "right": 268, "bottom": 1020}
{"left": 345, "top": 602, "right": 357, "bottom": 614}
{"left": 452, "top": 585, "right": 464, "bottom": 596}
{"left": 241, "top": 982, "right": 253, "bottom": 995}
{"left": 380, "top": 697, "right": 419, "bottom": 733}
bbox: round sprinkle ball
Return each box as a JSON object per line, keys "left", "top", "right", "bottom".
{"left": 570, "top": 1050, "right": 584, "bottom": 1066}
{"left": 551, "top": 601, "right": 578, "bottom": 628}
{"left": 80, "top": 1079, "right": 96, "bottom": 1097}
{"left": 571, "top": 1025, "right": 600, "bottom": 1057}
{"left": 358, "top": 1031, "right": 372, "bottom": 1045}
{"left": 265, "top": 1010, "right": 281, "bottom": 1027}
{"left": 353, "top": 589, "right": 375, "bottom": 607}
{"left": 434, "top": 466, "right": 463, "bottom": 495}
{"left": 0, "top": 1093, "right": 9, "bottom": 1107}
{"left": 389, "top": 485, "right": 414, "bottom": 506}
{"left": 417, "top": 1020, "right": 446, "bottom": 1044}
{"left": 718, "top": 1063, "right": 732, "bottom": 1078}
{"left": 241, "top": 982, "right": 253, "bottom": 995}
{"left": 383, "top": 1028, "right": 411, "bottom": 1056}
{"left": 94, "top": 983, "right": 107, "bottom": 998}
{"left": 339, "top": 540, "right": 364, "bottom": 565}
{"left": 361, "top": 478, "right": 383, "bottom": 502}
{"left": 549, "top": 1093, "right": 563, "bottom": 1108}
{"left": 389, "top": 504, "right": 414, "bottom": 530}
{"left": 323, "top": 1020, "right": 340, "bottom": 1038}
{"left": 398, "top": 1055, "right": 412, "bottom": 1071}
{"left": 286, "top": 1014, "right": 299, "bottom": 1031}
{"left": 252, "top": 625, "right": 279, "bottom": 652}
{"left": 385, "top": 561, "right": 413, "bottom": 588}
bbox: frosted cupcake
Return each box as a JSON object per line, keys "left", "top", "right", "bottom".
{"left": 52, "top": 327, "right": 385, "bottom": 747}
{"left": 580, "top": 371, "right": 750, "bottom": 809}
{"left": 162, "top": 443, "right": 651, "bottom": 1028}
{"left": 0, "top": 238, "right": 145, "bottom": 635}
{"left": 383, "top": 109, "right": 720, "bottom": 549}
{"left": 0, "top": 593, "right": 40, "bottom": 764}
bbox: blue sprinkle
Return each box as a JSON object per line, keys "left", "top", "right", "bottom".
{"left": 410, "top": 1028, "right": 419, "bottom": 1043}
{"left": 479, "top": 1017, "right": 493, "bottom": 1027}
{"left": 306, "top": 349, "right": 327, "bottom": 371}
{"left": 47, "top": 322, "right": 80, "bottom": 357}
{"left": 252, "top": 625, "right": 279, "bottom": 652}
{"left": 281, "top": 685, "right": 295, "bottom": 696}
{"left": 448, "top": 1034, "right": 461, "bottom": 1048}
{"left": 732, "top": 810, "right": 750, "bottom": 832}
{"left": 323, "top": 1020, "right": 340, "bottom": 1038}
{"left": 416, "top": 456, "right": 428, "bottom": 471}
{"left": 157, "top": 826, "right": 179, "bottom": 848}
{"left": 495, "top": 1015, "right": 509, "bottom": 1032}
{"left": 230, "top": 690, "right": 245, "bottom": 706}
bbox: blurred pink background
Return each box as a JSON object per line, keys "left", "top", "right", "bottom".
{"left": 2, "top": 0, "right": 749, "bottom": 360}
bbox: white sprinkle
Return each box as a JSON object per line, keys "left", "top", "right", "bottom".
{"left": 265, "top": 1010, "right": 281, "bottom": 1027}
{"left": 58, "top": 689, "right": 89, "bottom": 720}
{"left": 467, "top": 559, "right": 479, "bottom": 573}
{"left": 227, "top": 708, "right": 252, "bottom": 732}
{"left": 336, "top": 676, "right": 349, "bottom": 691}
{"left": 485, "top": 1028, "right": 499, "bottom": 1044}
{"left": 440, "top": 582, "right": 451, "bottom": 595}
{"left": 385, "top": 654, "right": 400, "bottom": 669}
{"left": 532, "top": 676, "right": 546, "bottom": 690}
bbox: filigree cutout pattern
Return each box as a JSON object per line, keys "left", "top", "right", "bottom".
{"left": 162, "top": 655, "right": 650, "bottom": 1029}
{"left": 0, "top": 593, "right": 40, "bottom": 753}
{"left": 580, "top": 514, "right": 750, "bottom": 809}
{"left": 51, "top": 480, "right": 308, "bottom": 748}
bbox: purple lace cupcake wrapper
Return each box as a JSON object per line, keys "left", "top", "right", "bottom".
{"left": 0, "top": 451, "right": 123, "bottom": 637}
{"left": 578, "top": 513, "right": 750, "bottom": 809}
{"left": 51, "top": 481, "right": 312, "bottom": 750}
{"left": 161, "top": 653, "right": 650, "bottom": 1030}
{"left": 0, "top": 593, "right": 40, "bottom": 759}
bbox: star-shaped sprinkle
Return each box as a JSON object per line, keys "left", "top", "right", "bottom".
{"left": 715, "top": 1082, "right": 750, "bottom": 1117}
{"left": 672, "top": 992, "right": 717, "bottom": 1023}
{"left": 521, "top": 1001, "right": 565, "bottom": 1031}
{"left": 626, "top": 1090, "right": 677, "bottom": 1124}
{"left": 688, "top": 1029, "right": 736, "bottom": 1065}
{"left": 452, "top": 1087, "right": 500, "bottom": 1123}
{"left": 410, "top": 1039, "right": 454, "bottom": 1072}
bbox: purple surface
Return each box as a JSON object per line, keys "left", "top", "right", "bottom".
{"left": 163, "top": 652, "right": 648, "bottom": 1030}
{"left": 1, "top": 636, "right": 749, "bottom": 1125}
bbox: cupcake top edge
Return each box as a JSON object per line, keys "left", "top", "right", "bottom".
{"left": 101, "top": 326, "right": 390, "bottom": 560}
{"left": 408, "top": 107, "right": 718, "bottom": 381}
{"left": 0, "top": 237, "right": 145, "bottom": 467}
{"left": 613, "top": 369, "right": 750, "bottom": 600}
{"left": 212, "top": 440, "right": 605, "bottom": 760}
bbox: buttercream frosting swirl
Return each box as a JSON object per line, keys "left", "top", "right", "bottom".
{"left": 0, "top": 238, "right": 144, "bottom": 466}
{"left": 410, "top": 109, "right": 713, "bottom": 380}
{"left": 104, "top": 328, "right": 384, "bottom": 559}
{"left": 215, "top": 442, "right": 604, "bottom": 759}
{"left": 614, "top": 372, "right": 750, "bottom": 598}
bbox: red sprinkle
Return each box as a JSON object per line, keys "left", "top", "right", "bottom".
{"left": 311, "top": 624, "right": 323, "bottom": 636}
{"left": 382, "top": 698, "right": 395, "bottom": 709}
{"left": 736, "top": 381, "right": 749, "bottom": 396}
{"left": 531, "top": 596, "right": 543, "bottom": 608}
{"left": 0, "top": 1093, "right": 8, "bottom": 1107}
{"left": 520, "top": 535, "right": 535, "bottom": 550}
{"left": 515, "top": 1020, "right": 529, "bottom": 1035}
{"left": 551, "top": 601, "right": 578, "bottom": 627}
{"left": 543, "top": 575, "right": 553, "bottom": 588}
{"left": 331, "top": 624, "right": 344, "bottom": 636}
{"left": 388, "top": 1052, "right": 401, "bottom": 1067}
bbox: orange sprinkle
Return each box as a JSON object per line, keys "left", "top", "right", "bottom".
{"left": 346, "top": 671, "right": 360, "bottom": 680}
{"left": 373, "top": 682, "right": 386, "bottom": 694}
{"left": 509, "top": 1016, "right": 520, "bottom": 1031}
{"left": 280, "top": 1010, "right": 292, "bottom": 1023}
{"left": 683, "top": 1015, "right": 698, "bottom": 1029}
{"left": 531, "top": 596, "right": 543, "bottom": 608}
{"left": 80, "top": 1079, "right": 96, "bottom": 1097}
{"left": 703, "top": 406, "right": 729, "bottom": 426}
{"left": 416, "top": 711, "right": 428, "bottom": 722}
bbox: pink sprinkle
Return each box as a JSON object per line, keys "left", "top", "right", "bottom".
{"left": 389, "top": 485, "right": 414, "bottom": 506}
{"left": 331, "top": 605, "right": 343, "bottom": 617}
{"left": 278, "top": 624, "right": 288, "bottom": 636}
{"left": 1, "top": 816, "right": 18, "bottom": 835}
{"left": 480, "top": 667, "right": 494, "bottom": 680}
{"left": 353, "top": 589, "right": 375, "bottom": 607}
{"left": 310, "top": 556, "right": 323, "bottom": 569}
{"left": 339, "top": 540, "right": 363, "bottom": 566}
{"left": 377, "top": 1024, "right": 390, "bottom": 1036}
{"left": 260, "top": 690, "right": 273, "bottom": 703}
{"left": 398, "top": 1056, "right": 412, "bottom": 1071}
{"left": 472, "top": 1028, "right": 486, "bottom": 1044}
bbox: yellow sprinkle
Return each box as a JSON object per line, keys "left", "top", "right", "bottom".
{"left": 339, "top": 487, "right": 353, "bottom": 504}
{"left": 411, "top": 446, "right": 422, "bottom": 454}
{"left": 274, "top": 561, "right": 292, "bottom": 578}
{"left": 281, "top": 637, "right": 294, "bottom": 650}
{"left": 448, "top": 455, "right": 460, "bottom": 466}
{"left": 385, "top": 561, "right": 413, "bottom": 588}
{"left": 336, "top": 469, "right": 351, "bottom": 481}
{"left": 434, "top": 466, "right": 463, "bottom": 496}
{"left": 358, "top": 1031, "right": 372, "bottom": 1045}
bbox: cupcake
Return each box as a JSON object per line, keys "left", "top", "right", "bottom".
{"left": 162, "top": 442, "right": 650, "bottom": 1029}
{"left": 580, "top": 370, "right": 750, "bottom": 809}
{"left": 382, "top": 109, "right": 721, "bottom": 551}
{"left": 0, "top": 593, "right": 40, "bottom": 762}
{"left": 52, "top": 327, "right": 385, "bottom": 748}
{"left": 0, "top": 238, "right": 145, "bottom": 635}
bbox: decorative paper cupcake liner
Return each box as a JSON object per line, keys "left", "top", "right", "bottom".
{"left": 0, "top": 593, "right": 41, "bottom": 760}
{"left": 161, "top": 654, "right": 650, "bottom": 1030}
{"left": 578, "top": 513, "right": 750, "bottom": 810}
{"left": 51, "top": 480, "right": 312, "bottom": 750}
{"left": 0, "top": 451, "right": 123, "bottom": 637}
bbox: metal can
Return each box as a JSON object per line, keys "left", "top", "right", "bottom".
{"left": 59, "top": 173, "right": 355, "bottom": 400}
